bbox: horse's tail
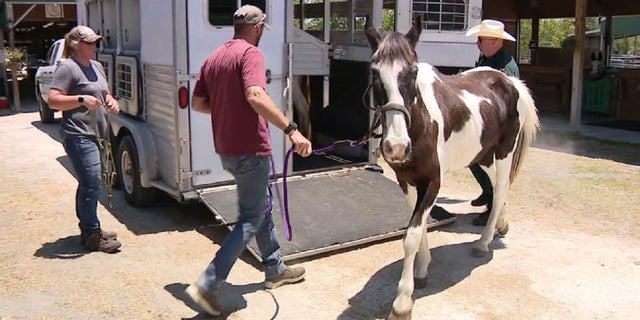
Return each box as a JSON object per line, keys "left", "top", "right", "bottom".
{"left": 508, "top": 77, "right": 540, "bottom": 183}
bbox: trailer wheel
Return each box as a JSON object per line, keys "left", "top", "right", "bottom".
{"left": 118, "top": 135, "right": 156, "bottom": 206}
{"left": 36, "top": 85, "right": 55, "bottom": 124}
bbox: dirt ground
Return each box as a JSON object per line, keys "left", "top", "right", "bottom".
{"left": 1, "top": 109, "right": 640, "bottom": 320}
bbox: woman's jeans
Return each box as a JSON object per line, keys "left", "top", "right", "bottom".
{"left": 63, "top": 136, "right": 102, "bottom": 239}
{"left": 196, "top": 155, "right": 286, "bottom": 293}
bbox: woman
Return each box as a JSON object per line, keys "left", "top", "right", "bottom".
{"left": 48, "top": 25, "right": 122, "bottom": 253}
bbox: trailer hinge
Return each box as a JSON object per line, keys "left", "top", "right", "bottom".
{"left": 177, "top": 72, "right": 198, "bottom": 82}
{"left": 181, "top": 169, "right": 212, "bottom": 179}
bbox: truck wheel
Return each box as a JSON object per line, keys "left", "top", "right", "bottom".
{"left": 37, "top": 86, "right": 55, "bottom": 124}
{"left": 118, "top": 135, "right": 156, "bottom": 206}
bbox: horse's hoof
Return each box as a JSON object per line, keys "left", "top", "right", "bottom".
{"left": 497, "top": 221, "right": 509, "bottom": 236}
{"left": 472, "top": 244, "right": 489, "bottom": 257}
{"left": 388, "top": 309, "right": 412, "bottom": 320}
{"left": 414, "top": 276, "right": 428, "bottom": 289}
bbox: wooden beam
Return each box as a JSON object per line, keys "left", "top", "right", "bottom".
{"left": 531, "top": 18, "right": 539, "bottom": 65}
{"left": 570, "top": 0, "right": 586, "bottom": 131}
{"left": 603, "top": 15, "right": 612, "bottom": 64}
{"left": 513, "top": 0, "right": 640, "bottom": 19}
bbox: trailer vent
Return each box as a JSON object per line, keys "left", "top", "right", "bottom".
{"left": 115, "top": 56, "right": 140, "bottom": 116}
{"left": 413, "top": 0, "right": 469, "bottom": 31}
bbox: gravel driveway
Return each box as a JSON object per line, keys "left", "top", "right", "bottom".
{"left": 1, "top": 109, "right": 639, "bottom": 320}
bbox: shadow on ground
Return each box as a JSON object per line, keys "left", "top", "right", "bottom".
{"left": 338, "top": 241, "right": 494, "bottom": 319}
{"left": 33, "top": 235, "right": 88, "bottom": 259}
{"left": 165, "top": 282, "right": 274, "bottom": 320}
{"left": 535, "top": 130, "right": 640, "bottom": 166}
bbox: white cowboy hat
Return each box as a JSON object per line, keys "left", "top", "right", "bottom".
{"left": 465, "top": 19, "right": 516, "bottom": 42}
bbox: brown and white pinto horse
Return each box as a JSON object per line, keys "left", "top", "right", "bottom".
{"left": 364, "top": 17, "right": 539, "bottom": 320}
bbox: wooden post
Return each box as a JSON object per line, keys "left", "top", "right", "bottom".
{"left": 0, "top": 23, "right": 7, "bottom": 108}
{"left": 603, "top": 15, "right": 612, "bottom": 65}
{"left": 9, "top": 60, "right": 19, "bottom": 112}
{"left": 6, "top": 2, "right": 20, "bottom": 113}
{"left": 570, "top": 0, "right": 586, "bottom": 131}
{"left": 531, "top": 18, "right": 539, "bottom": 65}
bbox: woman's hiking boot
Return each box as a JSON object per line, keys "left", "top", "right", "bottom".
{"left": 83, "top": 229, "right": 121, "bottom": 253}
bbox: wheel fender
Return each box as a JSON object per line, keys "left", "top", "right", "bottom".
{"left": 109, "top": 114, "right": 158, "bottom": 188}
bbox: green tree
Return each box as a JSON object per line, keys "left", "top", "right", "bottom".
{"left": 519, "top": 17, "right": 601, "bottom": 62}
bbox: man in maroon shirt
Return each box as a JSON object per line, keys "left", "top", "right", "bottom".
{"left": 185, "top": 5, "right": 312, "bottom": 316}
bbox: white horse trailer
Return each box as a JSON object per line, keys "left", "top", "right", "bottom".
{"left": 75, "top": 0, "right": 480, "bottom": 261}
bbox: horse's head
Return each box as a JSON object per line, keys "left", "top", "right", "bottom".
{"left": 365, "top": 16, "right": 422, "bottom": 163}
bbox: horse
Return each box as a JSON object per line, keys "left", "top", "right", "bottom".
{"left": 363, "top": 16, "right": 539, "bottom": 320}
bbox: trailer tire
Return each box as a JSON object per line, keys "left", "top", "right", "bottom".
{"left": 36, "top": 85, "right": 55, "bottom": 124}
{"left": 118, "top": 135, "right": 156, "bottom": 206}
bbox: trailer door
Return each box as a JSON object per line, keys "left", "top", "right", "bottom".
{"left": 187, "top": 1, "right": 287, "bottom": 186}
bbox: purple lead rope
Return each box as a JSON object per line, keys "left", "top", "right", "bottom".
{"left": 275, "top": 139, "right": 368, "bottom": 241}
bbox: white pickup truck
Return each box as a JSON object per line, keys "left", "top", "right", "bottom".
{"left": 34, "top": 39, "right": 65, "bottom": 123}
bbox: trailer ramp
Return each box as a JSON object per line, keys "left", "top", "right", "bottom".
{"left": 198, "top": 167, "right": 444, "bottom": 262}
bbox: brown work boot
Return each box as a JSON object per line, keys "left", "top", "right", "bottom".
{"left": 101, "top": 229, "right": 118, "bottom": 240}
{"left": 80, "top": 228, "right": 117, "bottom": 241}
{"left": 185, "top": 284, "right": 221, "bottom": 316}
{"left": 83, "top": 230, "right": 121, "bottom": 253}
{"left": 264, "top": 266, "right": 306, "bottom": 289}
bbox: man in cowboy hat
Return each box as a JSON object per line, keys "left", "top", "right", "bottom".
{"left": 467, "top": 19, "right": 519, "bottom": 77}
{"left": 428, "top": 19, "right": 522, "bottom": 228}
{"left": 467, "top": 19, "right": 519, "bottom": 226}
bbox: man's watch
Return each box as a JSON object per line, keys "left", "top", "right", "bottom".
{"left": 284, "top": 121, "right": 298, "bottom": 135}
{"left": 77, "top": 96, "right": 84, "bottom": 103}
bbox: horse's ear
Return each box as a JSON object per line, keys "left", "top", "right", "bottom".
{"left": 405, "top": 15, "right": 422, "bottom": 48}
{"left": 364, "top": 15, "right": 381, "bottom": 52}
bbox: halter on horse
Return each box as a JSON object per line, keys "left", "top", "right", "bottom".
{"left": 364, "top": 16, "right": 539, "bottom": 320}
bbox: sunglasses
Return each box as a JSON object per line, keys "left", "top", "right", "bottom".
{"left": 254, "top": 15, "right": 267, "bottom": 29}
{"left": 477, "top": 37, "right": 498, "bottom": 44}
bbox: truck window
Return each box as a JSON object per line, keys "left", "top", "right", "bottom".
{"left": 413, "top": 0, "right": 468, "bottom": 31}
{"left": 208, "top": 0, "right": 267, "bottom": 26}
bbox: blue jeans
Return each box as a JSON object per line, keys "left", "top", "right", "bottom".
{"left": 62, "top": 136, "right": 102, "bottom": 239}
{"left": 196, "top": 155, "right": 286, "bottom": 293}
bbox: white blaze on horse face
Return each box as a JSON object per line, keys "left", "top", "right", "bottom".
{"left": 379, "top": 61, "right": 412, "bottom": 162}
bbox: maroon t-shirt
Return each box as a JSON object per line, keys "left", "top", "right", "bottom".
{"left": 193, "top": 39, "right": 271, "bottom": 156}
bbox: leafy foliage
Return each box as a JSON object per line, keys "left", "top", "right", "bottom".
{"left": 4, "top": 47, "right": 26, "bottom": 63}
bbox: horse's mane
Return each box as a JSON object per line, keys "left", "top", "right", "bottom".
{"left": 374, "top": 32, "right": 418, "bottom": 64}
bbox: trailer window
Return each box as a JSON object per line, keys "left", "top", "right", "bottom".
{"left": 208, "top": 0, "right": 267, "bottom": 26}
{"left": 412, "top": 0, "right": 468, "bottom": 31}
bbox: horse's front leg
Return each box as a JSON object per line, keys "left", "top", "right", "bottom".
{"left": 473, "top": 158, "right": 510, "bottom": 256}
{"left": 391, "top": 179, "right": 436, "bottom": 320}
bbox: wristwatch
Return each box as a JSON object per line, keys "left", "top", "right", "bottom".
{"left": 284, "top": 121, "right": 298, "bottom": 135}
{"left": 77, "top": 96, "right": 84, "bottom": 103}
